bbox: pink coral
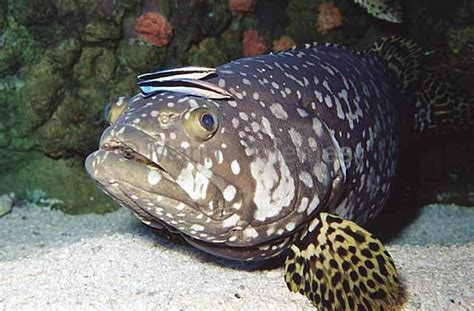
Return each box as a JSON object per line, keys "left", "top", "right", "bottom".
{"left": 134, "top": 12, "right": 174, "bottom": 46}
{"left": 242, "top": 29, "right": 268, "bottom": 57}
{"left": 315, "top": 2, "right": 343, "bottom": 35}
{"left": 228, "top": 0, "right": 256, "bottom": 13}
{"left": 273, "top": 35, "right": 296, "bottom": 52}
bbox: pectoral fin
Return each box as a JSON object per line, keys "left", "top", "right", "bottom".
{"left": 284, "top": 212, "right": 403, "bottom": 310}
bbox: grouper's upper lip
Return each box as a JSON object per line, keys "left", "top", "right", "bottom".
{"left": 100, "top": 139, "right": 173, "bottom": 180}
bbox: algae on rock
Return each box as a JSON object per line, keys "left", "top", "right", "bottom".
{"left": 187, "top": 38, "right": 228, "bottom": 67}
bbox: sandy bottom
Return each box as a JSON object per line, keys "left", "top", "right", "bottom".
{"left": 0, "top": 203, "right": 473, "bottom": 310}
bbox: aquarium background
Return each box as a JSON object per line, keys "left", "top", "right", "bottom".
{"left": 0, "top": 0, "right": 472, "bottom": 214}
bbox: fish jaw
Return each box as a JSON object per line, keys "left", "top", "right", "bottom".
{"left": 84, "top": 141, "right": 201, "bottom": 223}
{"left": 85, "top": 123, "right": 238, "bottom": 237}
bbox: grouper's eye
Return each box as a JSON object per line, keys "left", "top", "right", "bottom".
{"left": 184, "top": 107, "right": 219, "bottom": 141}
{"left": 200, "top": 113, "right": 215, "bottom": 131}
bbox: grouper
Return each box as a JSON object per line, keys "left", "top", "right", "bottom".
{"left": 85, "top": 37, "right": 473, "bottom": 310}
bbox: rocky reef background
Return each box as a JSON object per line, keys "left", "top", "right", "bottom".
{"left": 0, "top": 0, "right": 472, "bottom": 214}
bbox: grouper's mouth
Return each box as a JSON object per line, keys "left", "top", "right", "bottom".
{"left": 85, "top": 124, "right": 241, "bottom": 222}
{"left": 85, "top": 135, "right": 201, "bottom": 214}
{"left": 101, "top": 140, "right": 174, "bottom": 181}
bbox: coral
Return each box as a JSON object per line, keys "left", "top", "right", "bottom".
{"left": 315, "top": 2, "right": 343, "bottom": 35}
{"left": 134, "top": 12, "right": 174, "bottom": 46}
{"left": 242, "top": 29, "right": 268, "bottom": 57}
{"left": 273, "top": 35, "right": 296, "bottom": 51}
{"left": 228, "top": 0, "right": 256, "bottom": 13}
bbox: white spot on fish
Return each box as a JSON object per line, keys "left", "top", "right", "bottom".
{"left": 297, "top": 197, "right": 309, "bottom": 213}
{"left": 299, "top": 171, "right": 313, "bottom": 188}
{"left": 296, "top": 108, "right": 308, "bottom": 117}
{"left": 261, "top": 116, "right": 274, "bottom": 139}
{"left": 285, "top": 222, "right": 296, "bottom": 231}
{"left": 223, "top": 185, "right": 237, "bottom": 201}
{"left": 243, "top": 227, "right": 259, "bottom": 239}
{"left": 239, "top": 112, "right": 249, "bottom": 121}
{"left": 191, "top": 224, "right": 204, "bottom": 232}
{"left": 307, "top": 195, "right": 320, "bottom": 215}
{"left": 312, "top": 118, "right": 323, "bottom": 137}
{"left": 269, "top": 103, "right": 288, "bottom": 120}
{"left": 324, "top": 95, "right": 333, "bottom": 108}
{"left": 176, "top": 163, "right": 211, "bottom": 201}
{"left": 204, "top": 157, "right": 213, "bottom": 169}
{"left": 214, "top": 150, "right": 224, "bottom": 164}
{"left": 147, "top": 170, "right": 162, "bottom": 186}
{"left": 308, "top": 137, "right": 318, "bottom": 151}
{"left": 231, "top": 160, "right": 241, "bottom": 175}
{"left": 223, "top": 214, "right": 240, "bottom": 228}
{"left": 251, "top": 150, "right": 295, "bottom": 221}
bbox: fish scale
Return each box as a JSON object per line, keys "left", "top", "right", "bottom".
{"left": 85, "top": 37, "right": 472, "bottom": 310}
{"left": 205, "top": 43, "right": 400, "bottom": 226}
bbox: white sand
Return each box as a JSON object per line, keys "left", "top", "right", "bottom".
{"left": 0, "top": 204, "right": 473, "bottom": 310}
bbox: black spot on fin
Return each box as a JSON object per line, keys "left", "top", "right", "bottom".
{"left": 370, "top": 36, "right": 473, "bottom": 136}
{"left": 284, "top": 212, "right": 404, "bottom": 311}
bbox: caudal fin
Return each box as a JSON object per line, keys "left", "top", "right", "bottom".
{"left": 284, "top": 213, "right": 404, "bottom": 311}
{"left": 370, "top": 36, "right": 474, "bottom": 136}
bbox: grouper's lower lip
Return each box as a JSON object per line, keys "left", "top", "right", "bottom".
{"left": 85, "top": 149, "right": 193, "bottom": 207}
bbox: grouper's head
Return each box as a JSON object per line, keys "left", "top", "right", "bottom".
{"left": 86, "top": 70, "right": 345, "bottom": 261}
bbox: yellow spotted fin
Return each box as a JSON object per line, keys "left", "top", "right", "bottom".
{"left": 284, "top": 213, "right": 403, "bottom": 311}
{"left": 353, "top": 0, "right": 403, "bottom": 23}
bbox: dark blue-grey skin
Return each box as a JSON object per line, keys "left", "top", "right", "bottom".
{"left": 85, "top": 37, "right": 471, "bottom": 310}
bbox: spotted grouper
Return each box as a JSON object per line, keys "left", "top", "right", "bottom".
{"left": 85, "top": 37, "right": 472, "bottom": 310}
